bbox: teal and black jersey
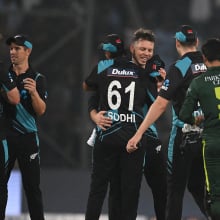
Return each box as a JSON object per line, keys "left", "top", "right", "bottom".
{"left": 6, "top": 65, "right": 48, "bottom": 134}
{"left": 180, "top": 66, "right": 220, "bottom": 133}
{"left": 157, "top": 51, "right": 208, "bottom": 220}
{"left": 159, "top": 51, "right": 206, "bottom": 122}
{"left": 85, "top": 57, "right": 153, "bottom": 128}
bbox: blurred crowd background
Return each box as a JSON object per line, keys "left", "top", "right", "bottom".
{"left": 0, "top": 0, "right": 219, "bottom": 218}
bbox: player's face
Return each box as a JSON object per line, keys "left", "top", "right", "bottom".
{"left": 9, "top": 42, "right": 30, "bottom": 66}
{"left": 130, "top": 39, "right": 154, "bottom": 68}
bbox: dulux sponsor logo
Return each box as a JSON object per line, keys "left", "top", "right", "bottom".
{"left": 192, "top": 63, "right": 207, "bottom": 73}
{"left": 111, "top": 68, "right": 135, "bottom": 76}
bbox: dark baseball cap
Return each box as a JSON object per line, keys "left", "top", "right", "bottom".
{"left": 100, "top": 34, "right": 124, "bottom": 53}
{"left": 145, "top": 55, "right": 165, "bottom": 77}
{"left": 6, "top": 34, "right": 33, "bottom": 49}
{"left": 175, "top": 25, "right": 197, "bottom": 43}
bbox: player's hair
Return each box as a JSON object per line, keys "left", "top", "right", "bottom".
{"left": 131, "top": 28, "right": 155, "bottom": 43}
{"left": 202, "top": 37, "right": 220, "bottom": 62}
{"left": 178, "top": 39, "right": 197, "bottom": 47}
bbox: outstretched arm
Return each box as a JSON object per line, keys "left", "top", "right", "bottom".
{"left": 126, "top": 96, "right": 169, "bottom": 153}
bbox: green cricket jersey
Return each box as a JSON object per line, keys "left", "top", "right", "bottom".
{"left": 179, "top": 66, "right": 220, "bottom": 134}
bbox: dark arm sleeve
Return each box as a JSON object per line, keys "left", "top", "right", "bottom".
{"left": 88, "top": 92, "right": 100, "bottom": 113}
{"left": 0, "top": 62, "right": 17, "bottom": 91}
{"left": 36, "top": 73, "right": 48, "bottom": 102}
{"left": 84, "top": 65, "right": 99, "bottom": 90}
{"left": 179, "top": 81, "right": 197, "bottom": 124}
{"left": 159, "top": 65, "right": 183, "bottom": 100}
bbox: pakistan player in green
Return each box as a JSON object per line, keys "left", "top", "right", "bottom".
{"left": 179, "top": 37, "right": 220, "bottom": 220}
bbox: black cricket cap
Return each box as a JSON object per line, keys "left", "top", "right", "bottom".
{"left": 175, "top": 25, "right": 197, "bottom": 43}
{"left": 6, "top": 34, "right": 33, "bottom": 49}
{"left": 100, "top": 34, "right": 124, "bottom": 53}
{"left": 145, "top": 54, "right": 165, "bottom": 77}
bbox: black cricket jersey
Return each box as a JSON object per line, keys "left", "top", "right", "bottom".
{"left": 159, "top": 51, "right": 207, "bottom": 126}
{"left": 6, "top": 66, "right": 48, "bottom": 135}
{"left": 0, "top": 61, "right": 17, "bottom": 139}
{"left": 85, "top": 57, "right": 152, "bottom": 129}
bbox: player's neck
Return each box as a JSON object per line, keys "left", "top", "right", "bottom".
{"left": 206, "top": 60, "right": 220, "bottom": 68}
{"left": 13, "top": 62, "right": 29, "bottom": 75}
{"left": 180, "top": 47, "right": 197, "bottom": 57}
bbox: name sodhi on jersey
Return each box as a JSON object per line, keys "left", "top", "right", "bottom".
{"left": 107, "top": 111, "right": 136, "bottom": 123}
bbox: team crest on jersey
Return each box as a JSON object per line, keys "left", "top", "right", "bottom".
{"left": 205, "top": 74, "right": 220, "bottom": 85}
{"left": 20, "top": 89, "right": 28, "bottom": 99}
{"left": 107, "top": 67, "right": 138, "bottom": 78}
{"left": 191, "top": 63, "right": 207, "bottom": 74}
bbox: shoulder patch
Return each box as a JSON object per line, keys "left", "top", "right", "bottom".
{"left": 175, "top": 57, "right": 192, "bottom": 77}
{"left": 98, "top": 59, "right": 114, "bottom": 74}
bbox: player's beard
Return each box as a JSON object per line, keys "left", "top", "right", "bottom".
{"left": 10, "top": 56, "right": 18, "bottom": 65}
{"left": 132, "top": 51, "right": 146, "bottom": 69}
